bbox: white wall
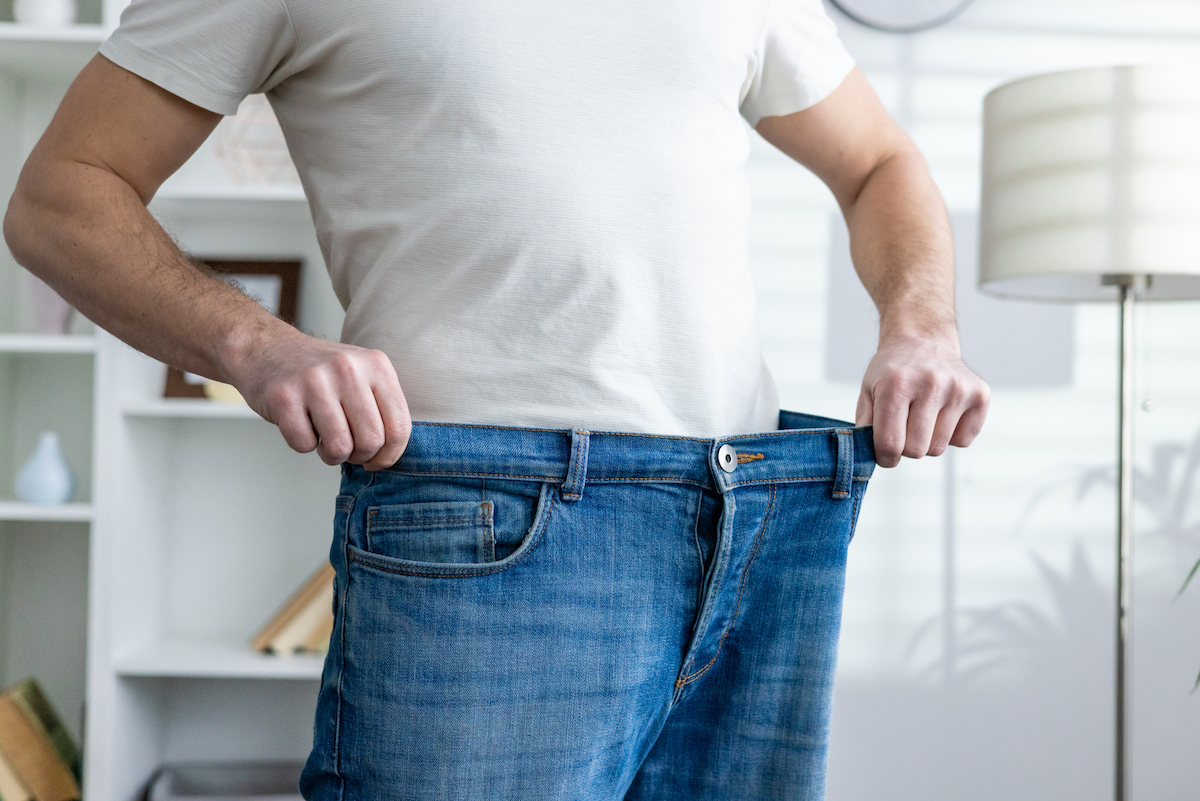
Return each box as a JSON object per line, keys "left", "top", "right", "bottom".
{"left": 745, "top": 2, "right": 1200, "bottom": 798}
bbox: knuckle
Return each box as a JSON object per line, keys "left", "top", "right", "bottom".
{"left": 878, "top": 368, "right": 912, "bottom": 393}
{"left": 322, "top": 435, "right": 354, "bottom": 460}
{"left": 332, "top": 352, "right": 358, "bottom": 376}
{"left": 281, "top": 428, "right": 317, "bottom": 454}
{"left": 265, "top": 383, "right": 299, "bottom": 410}
{"left": 300, "top": 365, "right": 330, "bottom": 390}
{"left": 356, "top": 431, "right": 386, "bottom": 455}
{"left": 944, "top": 381, "right": 968, "bottom": 406}
{"left": 389, "top": 417, "right": 413, "bottom": 440}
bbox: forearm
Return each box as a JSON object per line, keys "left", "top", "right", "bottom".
{"left": 4, "top": 158, "right": 287, "bottom": 381}
{"left": 842, "top": 143, "right": 957, "bottom": 346}
{"left": 756, "top": 68, "right": 988, "bottom": 464}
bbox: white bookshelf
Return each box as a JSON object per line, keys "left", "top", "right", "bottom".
{"left": 0, "top": 333, "right": 97, "bottom": 353}
{"left": 0, "top": 23, "right": 105, "bottom": 81}
{"left": 0, "top": 502, "right": 94, "bottom": 522}
{"left": 115, "top": 639, "right": 325, "bottom": 680}
{"left": 1, "top": 12, "right": 346, "bottom": 799}
{"left": 123, "top": 399, "right": 260, "bottom": 419}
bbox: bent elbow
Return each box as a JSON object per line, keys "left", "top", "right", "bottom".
{"left": 4, "top": 167, "right": 56, "bottom": 271}
{"left": 2, "top": 187, "right": 29, "bottom": 266}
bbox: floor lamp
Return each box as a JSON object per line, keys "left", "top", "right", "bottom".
{"left": 978, "top": 65, "right": 1200, "bottom": 801}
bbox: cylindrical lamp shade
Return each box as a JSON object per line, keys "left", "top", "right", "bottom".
{"left": 980, "top": 65, "right": 1200, "bottom": 301}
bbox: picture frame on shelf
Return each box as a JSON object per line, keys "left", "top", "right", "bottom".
{"left": 162, "top": 259, "right": 301, "bottom": 399}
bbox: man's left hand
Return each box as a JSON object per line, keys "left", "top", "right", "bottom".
{"left": 856, "top": 331, "right": 990, "bottom": 468}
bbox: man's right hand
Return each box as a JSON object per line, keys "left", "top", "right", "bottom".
{"left": 226, "top": 328, "right": 412, "bottom": 469}
{"left": 3, "top": 54, "right": 411, "bottom": 469}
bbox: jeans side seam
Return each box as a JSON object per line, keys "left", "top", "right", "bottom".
{"left": 334, "top": 469, "right": 376, "bottom": 801}
{"left": 676, "top": 483, "right": 776, "bottom": 688}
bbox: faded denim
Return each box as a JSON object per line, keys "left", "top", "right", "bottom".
{"left": 300, "top": 411, "right": 874, "bottom": 800}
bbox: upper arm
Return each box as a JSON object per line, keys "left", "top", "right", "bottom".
{"left": 19, "top": 54, "right": 221, "bottom": 205}
{"left": 754, "top": 68, "right": 914, "bottom": 211}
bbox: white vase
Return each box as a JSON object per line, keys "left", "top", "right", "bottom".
{"left": 14, "top": 431, "right": 76, "bottom": 505}
{"left": 13, "top": 0, "right": 77, "bottom": 27}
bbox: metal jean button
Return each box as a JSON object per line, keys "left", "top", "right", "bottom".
{"left": 717, "top": 443, "right": 737, "bottom": 473}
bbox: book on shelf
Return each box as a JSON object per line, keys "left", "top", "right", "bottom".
{"left": 251, "top": 562, "right": 335, "bottom": 656}
{"left": 0, "top": 749, "right": 33, "bottom": 801}
{"left": 2, "top": 680, "right": 81, "bottom": 785}
{"left": 0, "top": 691, "right": 79, "bottom": 801}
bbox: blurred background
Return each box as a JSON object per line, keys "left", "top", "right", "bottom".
{"left": 1, "top": 0, "right": 1199, "bottom": 799}
{"left": 752, "top": 2, "right": 1200, "bottom": 799}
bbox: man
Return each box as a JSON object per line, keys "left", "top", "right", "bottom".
{"left": 5, "top": 0, "right": 989, "bottom": 798}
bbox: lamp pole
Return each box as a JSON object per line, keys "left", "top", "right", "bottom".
{"left": 1108, "top": 273, "right": 1144, "bottom": 801}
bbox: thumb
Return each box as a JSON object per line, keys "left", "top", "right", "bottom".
{"left": 855, "top": 386, "right": 874, "bottom": 428}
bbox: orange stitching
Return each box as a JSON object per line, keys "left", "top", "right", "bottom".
{"left": 736, "top": 453, "right": 764, "bottom": 464}
{"left": 676, "top": 484, "right": 776, "bottom": 688}
{"left": 724, "top": 474, "right": 872, "bottom": 488}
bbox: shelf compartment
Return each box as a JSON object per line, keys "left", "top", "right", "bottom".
{"left": 152, "top": 185, "right": 308, "bottom": 204}
{"left": 115, "top": 639, "right": 324, "bottom": 680}
{"left": 0, "top": 334, "right": 96, "bottom": 354}
{"left": 0, "top": 23, "right": 105, "bottom": 81}
{"left": 123, "top": 399, "right": 260, "bottom": 419}
{"left": 0, "top": 501, "right": 93, "bottom": 522}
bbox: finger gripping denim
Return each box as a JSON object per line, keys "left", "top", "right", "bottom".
{"left": 300, "top": 411, "right": 874, "bottom": 801}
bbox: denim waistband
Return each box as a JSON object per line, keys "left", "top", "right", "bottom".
{"left": 369, "top": 410, "right": 875, "bottom": 497}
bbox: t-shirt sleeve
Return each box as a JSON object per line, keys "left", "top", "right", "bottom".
{"left": 99, "top": 0, "right": 299, "bottom": 116}
{"left": 740, "top": 0, "right": 856, "bottom": 127}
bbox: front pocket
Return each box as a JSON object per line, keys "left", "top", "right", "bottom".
{"left": 350, "top": 482, "right": 555, "bottom": 578}
{"left": 366, "top": 500, "right": 495, "bottom": 564}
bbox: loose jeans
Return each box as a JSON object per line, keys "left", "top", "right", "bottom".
{"left": 300, "top": 411, "right": 874, "bottom": 801}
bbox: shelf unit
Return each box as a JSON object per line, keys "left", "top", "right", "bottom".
{"left": 122, "top": 399, "right": 260, "bottom": 420}
{"left": 2, "top": 13, "right": 349, "bottom": 800}
{"left": 0, "top": 334, "right": 97, "bottom": 353}
{"left": 0, "top": 501, "right": 94, "bottom": 522}
{"left": 114, "top": 640, "right": 325, "bottom": 681}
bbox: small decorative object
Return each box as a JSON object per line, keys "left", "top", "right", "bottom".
{"left": 163, "top": 259, "right": 301, "bottom": 399}
{"left": 212, "top": 95, "right": 301, "bottom": 186}
{"left": 25, "top": 274, "right": 75, "bottom": 335}
{"left": 13, "top": 0, "right": 77, "bottom": 27}
{"left": 14, "top": 431, "right": 76, "bottom": 505}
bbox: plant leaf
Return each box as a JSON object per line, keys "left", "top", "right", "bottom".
{"left": 1177, "top": 556, "right": 1200, "bottom": 599}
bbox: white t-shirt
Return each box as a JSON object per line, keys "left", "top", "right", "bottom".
{"left": 101, "top": 0, "right": 854, "bottom": 437}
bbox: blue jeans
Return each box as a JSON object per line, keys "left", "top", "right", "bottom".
{"left": 300, "top": 411, "right": 874, "bottom": 800}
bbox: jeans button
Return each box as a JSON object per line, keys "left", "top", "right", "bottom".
{"left": 717, "top": 443, "right": 737, "bottom": 473}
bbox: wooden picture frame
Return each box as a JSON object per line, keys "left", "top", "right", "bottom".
{"left": 163, "top": 259, "right": 302, "bottom": 399}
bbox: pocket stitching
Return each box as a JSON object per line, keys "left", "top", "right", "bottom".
{"left": 350, "top": 486, "right": 555, "bottom": 578}
{"left": 365, "top": 502, "right": 495, "bottom": 559}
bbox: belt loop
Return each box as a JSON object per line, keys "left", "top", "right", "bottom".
{"left": 832, "top": 430, "right": 853, "bottom": 499}
{"left": 560, "top": 429, "right": 590, "bottom": 503}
